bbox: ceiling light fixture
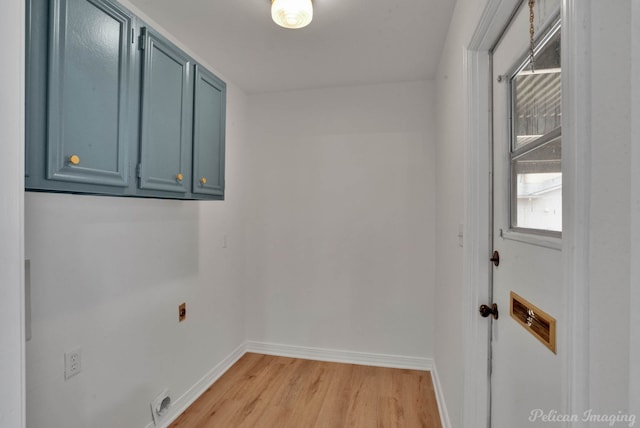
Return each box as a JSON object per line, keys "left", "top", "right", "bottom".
{"left": 271, "top": 0, "right": 313, "bottom": 29}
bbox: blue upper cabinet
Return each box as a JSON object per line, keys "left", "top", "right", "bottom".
{"left": 25, "top": 0, "right": 226, "bottom": 200}
{"left": 192, "top": 65, "right": 226, "bottom": 198}
{"left": 46, "top": 0, "right": 133, "bottom": 187}
{"left": 138, "top": 27, "right": 192, "bottom": 194}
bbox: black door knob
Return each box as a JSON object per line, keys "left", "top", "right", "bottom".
{"left": 479, "top": 303, "right": 499, "bottom": 320}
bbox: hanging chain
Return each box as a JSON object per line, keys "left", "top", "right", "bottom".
{"left": 528, "top": 0, "right": 536, "bottom": 72}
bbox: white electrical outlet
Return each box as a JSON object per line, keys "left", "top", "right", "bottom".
{"left": 64, "top": 347, "right": 82, "bottom": 380}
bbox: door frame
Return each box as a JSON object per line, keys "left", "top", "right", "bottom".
{"left": 462, "top": 0, "right": 591, "bottom": 426}
{"left": 0, "top": 0, "right": 26, "bottom": 427}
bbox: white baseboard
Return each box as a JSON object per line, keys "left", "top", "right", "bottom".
{"left": 430, "top": 361, "right": 452, "bottom": 428}
{"left": 245, "top": 340, "right": 432, "bottom": 371}
{"left": 147, "top": 342, "right": 247, "bottom": 428}
{"left": 247, "top": 341, "right": 449, "bottom": 426}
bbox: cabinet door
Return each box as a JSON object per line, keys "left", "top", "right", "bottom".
{"left": 138, "top": 27, "right": 192, "bottom": 193}
{"left": 192, "top": 65, "right": 226, "bottom": 197}
{"left": 47, "top": 0, "right": 133, "bottom": 187}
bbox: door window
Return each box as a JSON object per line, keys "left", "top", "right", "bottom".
{"left": 509, "top": 23, "right": 562, "bottom": 234}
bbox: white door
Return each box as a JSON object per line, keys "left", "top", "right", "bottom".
{"left": 489, "top": 1, "right": 565, "bottom": 426}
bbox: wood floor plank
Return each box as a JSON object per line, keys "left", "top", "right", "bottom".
{"left": 377, "top": 367, "right": 404, "bottom": 428}
{"left": 343, "top": 364, "right": 378, "bottom": 428}
{"left": 169, "top": 353, "right": 442, "bottom": 428}
{"left": 313, "top": 362, "right": 354, "bottom": 427}
{"left": 282, "top": 360, "right": 334, "bottom": 427}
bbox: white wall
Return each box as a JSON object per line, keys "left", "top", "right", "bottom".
{"left": 245, "top": 81, "right": 437, "bottom": 359}
{"left": 434, "top": 1, "right": 487, "bottom": 426}
{"left": 0, "top": 0, "right": 25, "bottom": 427}
{"left": 24, "top": 4, "right": 251, "bottom": 427}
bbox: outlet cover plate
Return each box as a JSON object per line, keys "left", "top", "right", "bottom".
{"left": 151, "top": 389, "right": 171, "bottom": 426}
{"left": 64, "top": 347, "right": 82, "bottom": 379}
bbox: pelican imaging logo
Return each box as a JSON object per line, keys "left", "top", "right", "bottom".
{"left": 529, "top": 409, "right": 636, "bottom": 426}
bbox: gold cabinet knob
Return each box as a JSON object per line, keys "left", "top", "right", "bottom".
{"left": 176, "top": 173, "right": 183, "bottom": 182}
{"left": 69, "top": 155, "right": 80, "bottom": 165}
{"left": 200, "top": 177, "right": 207, "bottom": 185}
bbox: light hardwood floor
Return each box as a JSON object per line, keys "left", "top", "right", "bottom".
{"left": 170, "top": 353, "right": 442, "bottom": 428}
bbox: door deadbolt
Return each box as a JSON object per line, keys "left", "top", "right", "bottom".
{"left": 490, "top": 250, "right": 500, "bottom": 266}
{"left": 479, "top": 303, "right": 499, "bottom": 320}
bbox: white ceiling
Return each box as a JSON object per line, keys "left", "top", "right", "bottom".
{"left": 129, "top": 0, "right": 456, "bottom": 93}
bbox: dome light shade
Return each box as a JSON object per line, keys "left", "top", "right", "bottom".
{"left": 271, "top": 0, "right": 313, "bottom": 29}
